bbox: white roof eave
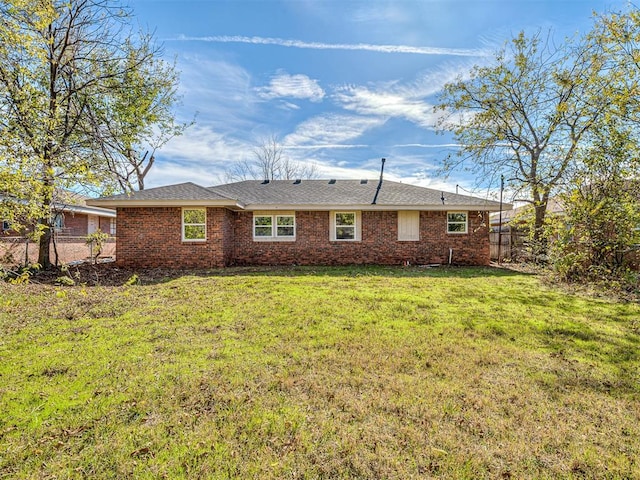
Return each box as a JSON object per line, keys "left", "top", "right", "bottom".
{"left": 243, "top": 203, "right": 509, "bottom": 212}
{"left": 86, "top": 199, "right": 244, "bottom": 209}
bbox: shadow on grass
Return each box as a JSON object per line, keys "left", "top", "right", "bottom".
{"left": 137, "top": 264, "right": 530, "bottom": 285}
{"left": 37, "top": 263, "right": 531, "bottom": 287}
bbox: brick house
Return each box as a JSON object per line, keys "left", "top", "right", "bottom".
{"left": 87, "top": 179, "right": 509, "bottom": 268}
{"left": 0, "top": 191, "right": 116, "bottom": 265}
{"left": 1, "top": 190, "right": 116, "bottom": 237}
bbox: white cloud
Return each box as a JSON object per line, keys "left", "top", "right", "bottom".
{"left": 334, "top": 86, "right": 438, "bottom": 128}
{"left": 257, "top": 71, "right": 325, "bottom": 103}
{"left": 172, "top": 35, "right": 490, "bottom": 57}
{"left": 392, "top": 143, "right": 462, "bottom": 149}
{"left": 144, "top": 161, "right": 225, "bottom": 188}
{"left": 285, "top": 144, "right": 369, "bottom": 150}
{"left": 332, "top": 65, "right": 473, "bottom": 130}
{"left": 351, "top": 3, "right": 410, "bottom": 24}
{"left": 279, "top": 101, "right": 301, "bottom": 111}
{"left": 176, "top": 56, "right": 259, "bottom": 131}
{"left": 158, "top": 125, "right": 248, "bottom": 163}
{"left": 283, "top": 113, "right": 386, "bottom": 146}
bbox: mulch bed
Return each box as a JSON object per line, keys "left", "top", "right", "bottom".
{"left": 19, "top": 262, "right": 288, "bottom": 286}
{"left": 11, "top": 262, "right": 183, "bottom": 287}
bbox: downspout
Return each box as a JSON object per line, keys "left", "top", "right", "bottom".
{"left": 371, "top": 158, "right": 386, "bottom": 205}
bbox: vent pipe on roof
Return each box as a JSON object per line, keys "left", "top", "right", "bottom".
{"left": 372, "top": 158, "right": 386, "bottom": 205}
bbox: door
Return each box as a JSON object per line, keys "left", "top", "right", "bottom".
{"left": 87, "top": 215, "right": 99, "bottom": 234}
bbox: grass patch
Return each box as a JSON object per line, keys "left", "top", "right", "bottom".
{"left": 1, "top": 265, "right": 639, "bottom": 478}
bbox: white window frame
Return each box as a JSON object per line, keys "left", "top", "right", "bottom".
{"left": 182, "top": 208, "right": 207, "bottom": 242}
{"left": 447, "top": 211, "right": 468, "bottom": 234}
{"left": 109, "top": 218, "right": 116, "bottom": 236}
{"left": 253, "top": 213, "right": 296, "bottom": 241}
{"left": 331, "top": 211, "right": 361, "bottom": 241}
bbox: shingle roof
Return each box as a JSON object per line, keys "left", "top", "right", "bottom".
{"left": 209, "top": 179, "right": 503, "bottom": 210}
{"left": 100, "top": 182, "right": 233, "bottom": 201}
{"left": 88, "top": 179, "right": 507, "bottom": 211}
{"left": 86, "top": 182, "right": 237, "bottom": 207}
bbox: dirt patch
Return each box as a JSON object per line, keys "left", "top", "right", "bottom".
{"left": 22, "top": 262, "right": 274, "bottom": 287}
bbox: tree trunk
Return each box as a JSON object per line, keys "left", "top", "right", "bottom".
{"left": 37, "top": 162, "right": 54, "bottom": 269}
{"left": 531, "top": 195, "right": 549, "bottom": 262}
{"left": 37, "top": 221, "right": 52, "bottom": 269}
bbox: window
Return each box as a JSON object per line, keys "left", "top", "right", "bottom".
{"left": 398, "top": 211, "right": 420, "bottom": 241}
{"left": 335, "top": 212, "right": 355, "bottom": 239}
{"left": 331, "top": 211, "right": 361, "bottom": 241}
{"left": 276, "top": 215, "right": 295, "bottom": 237}
{"left": 109, "top": 218, "right": 117, "bottom": 236}
{"left": 253, "top": 214, "right": 295, "bottom": 240}
{"left": 2, "top": 220, "right": 10, "bottom": 231}
{"left": 254, "top": 215, "right": 273, "bottom": 237}
{"left": 53, "top": 213, "right": 64, "bottom": 231}
{"left": 182, "top": 208, "right": 206, "bottom": 241}
{"left": 447, "top": 212, "right": 468, "bottom": 234}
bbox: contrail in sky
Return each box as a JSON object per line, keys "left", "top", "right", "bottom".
{"left": 171, "top": 35, "right": 489, "bottom": 57}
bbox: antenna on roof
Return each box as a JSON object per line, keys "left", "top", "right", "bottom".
{"left": 371, "top": 157, "right": 386, "bottom": 205}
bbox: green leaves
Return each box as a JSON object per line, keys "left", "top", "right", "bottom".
{"left": 552, "top": 120, "right": 640, "bottom": 282}
{"left": 0, "top": 0, "right": 186, "bottom": 267}
{"left": 436, "top": 19, "right": 640, "bottom": 254}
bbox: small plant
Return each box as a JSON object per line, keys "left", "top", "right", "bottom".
{"left": 124, "top": 273, "right": 140, "bottom": 286}
{"left": 85, "top": 230, "right": 110, "bottom": 264}
{"left": 55, "top": 276, "right": 75, "bottom": 286}
{"left": 2, "top": 263, "right": 41, "bottom": 284}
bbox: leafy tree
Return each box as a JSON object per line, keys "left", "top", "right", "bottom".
{"left": 86, "top": 43, "right": 192, "bottom": 191}
{"left": 0, "top": 0, "right": 184, "bottom": 268}
{"left": 588, "top": 7, "right": 640, "bottom": 120}
{"left": 547, "top": 6, "right": 640, "bottom": 283}
{"left": 436, "top": 30, "right": 608, "bottom": 257}
{"left": 226, "top": 135, "right": 318, "bottom": 182}
{"left": 551, "top": 122, "right": 640, "bottom": 281}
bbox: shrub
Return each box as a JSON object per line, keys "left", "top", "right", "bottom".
{"left": 85, "top": 230, "right": 110, "bottom": 264}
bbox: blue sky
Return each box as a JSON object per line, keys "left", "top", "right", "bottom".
{"left": 129, "top": 0, "right": 627, "bottom": 198}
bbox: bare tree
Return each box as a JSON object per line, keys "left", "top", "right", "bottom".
{"left": 226, "top": 135, "right": 318, "bottom": 182}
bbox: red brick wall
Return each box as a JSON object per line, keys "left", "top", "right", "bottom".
{"left": 115, "top": 207, "right": 233, "bottom": 268}
{"left": 115, "top": 208, "right": 490, "bottom": 268}
{"left": 231, "top": 210, "right": 489, "bottom": 266}
{"left": 0, "top": 237, "right": 115, "bottom": 266}
{"left": 63, "top": 213, "right": 88, "bottom": 236}
{"left": 99, "top": 217, "right": 113, "bottom": 234}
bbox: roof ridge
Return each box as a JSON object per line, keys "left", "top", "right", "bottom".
{"left": 205, "top": 184, "right": 239, "bottom": 201}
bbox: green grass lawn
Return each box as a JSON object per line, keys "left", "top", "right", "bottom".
{"left": 1, "top": 266, "right": 639, "bottom": 479}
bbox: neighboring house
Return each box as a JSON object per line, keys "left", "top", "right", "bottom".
{"left": 87, "top": 179, "right": 509, "bottom": 269}
{"left": 489, "top": 197, "right": 565, "bottom": 231}
{"left": 488, "top": 198, "right": 565, "bottom": 261}
{"left": 1, "top": 190, "right": 117, "bottom": 237}
{"left": 0, "top": 191, "right": 116, "bottom": 265}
